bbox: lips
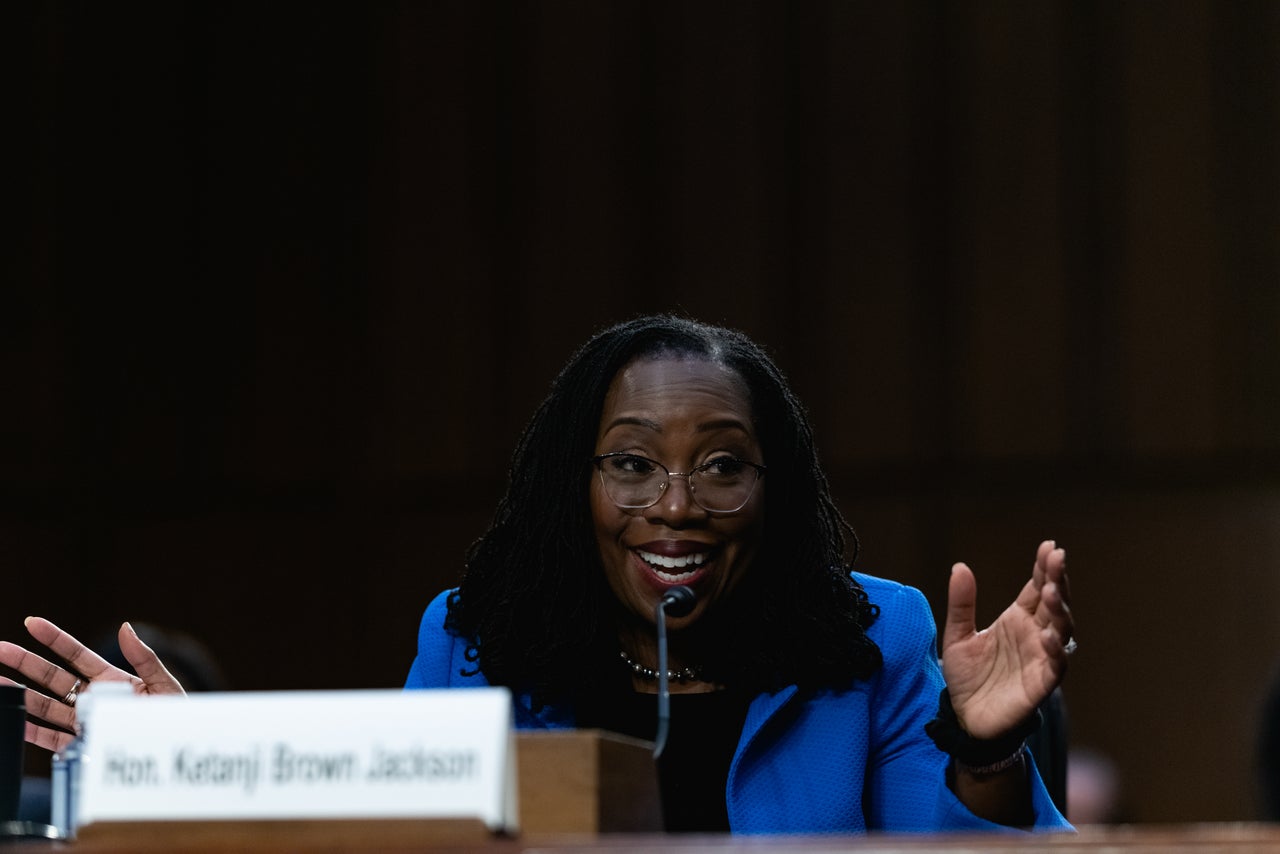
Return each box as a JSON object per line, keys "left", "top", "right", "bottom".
{"left": 635, "top": 547, "right": 713, "bottom": 584}
{"left": 637, "top": 549, "right": 708, "bottom": 569}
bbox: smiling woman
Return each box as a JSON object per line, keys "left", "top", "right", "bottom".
{"left": 1, "top": 314, "right": 1076, "bottom": 836}
{"left": 409, "top": 314, "right": 1076, "bottom": 834}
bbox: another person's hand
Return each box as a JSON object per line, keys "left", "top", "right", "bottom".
{"left": 0, "top": 617, "right": 186, "bottom": 753}
{"left": 940, "top": 540, "right": 1073, "bottom": 740}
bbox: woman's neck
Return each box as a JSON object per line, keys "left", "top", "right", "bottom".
{"left": 615, "top": 621, "right": 721, "bottom": 694}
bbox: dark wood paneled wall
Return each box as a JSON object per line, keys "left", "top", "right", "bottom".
{"left": 6, "top": 1, "right": 1279, "bottom": 824}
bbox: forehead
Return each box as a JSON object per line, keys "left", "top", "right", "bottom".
{"left": 599, "top": 355, "right": 754, "bottom": 428}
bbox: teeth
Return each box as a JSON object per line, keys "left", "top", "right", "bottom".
{"left": 638, "top": 550, "right": 708, "bottom": 572}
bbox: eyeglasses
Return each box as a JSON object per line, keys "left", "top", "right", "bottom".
{"left": 591, "top": 452, "right": 766, "bottom": 514}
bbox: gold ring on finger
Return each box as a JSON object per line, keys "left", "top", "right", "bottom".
{"left": 63, "top": 678, "right": 82, "bottom": 706}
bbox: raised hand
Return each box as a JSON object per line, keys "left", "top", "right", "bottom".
{"left": 0, "top": 617, "right": 185, "bottom": 753}
{"left": 940, "top": 540, "right": 1074, "bottom": 740}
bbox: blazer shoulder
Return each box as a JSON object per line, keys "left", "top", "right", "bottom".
{"left": 851, "top": 571, "right": 932, "bottom": 617}
{"left": 851, "top": 571, "right": 939, "bottom": 668}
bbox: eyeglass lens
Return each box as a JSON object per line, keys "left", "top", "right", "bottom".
{"left": 596, "top": 454, "right": 760, "bottom": 512}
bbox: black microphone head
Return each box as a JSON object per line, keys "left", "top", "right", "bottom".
{"left": 660, "top": 585, "right": 697, "bottom": 618}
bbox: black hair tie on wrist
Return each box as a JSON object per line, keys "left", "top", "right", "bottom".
{"left": 924, "top": 688, "right": 1041, "bottom": 772}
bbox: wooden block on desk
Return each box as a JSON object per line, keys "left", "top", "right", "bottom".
{"left": 74, "top": 818, "right": 495, "bottom": 851}
{"left": 516, "top": 729, "right": 662, "bottom": 835}
{"left": 71, "top": 730, "right": 661, "bottom": 848}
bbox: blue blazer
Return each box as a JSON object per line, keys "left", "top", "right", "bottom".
{"left": 404, "top": 573, "right": 1074, "bottom": 834}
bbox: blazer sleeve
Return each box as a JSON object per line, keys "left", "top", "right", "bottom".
{"left": 403, "top": 588, "right": 484, "bottom": 689}
{"left": 859, "top": 575, "right": 1073, "bottom": 832}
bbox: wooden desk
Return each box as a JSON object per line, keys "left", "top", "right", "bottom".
{"left": 4, "top": 822, "right": 1279, "bottom": 853}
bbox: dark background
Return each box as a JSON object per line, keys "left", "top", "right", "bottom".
{"left": 6, "top": 0, "right": 1280, "bottom": 824}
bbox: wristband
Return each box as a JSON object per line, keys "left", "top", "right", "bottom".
{"left": 924, "top": 688, "right": 1041, "bottom": 773}
{"left": 956, "top": 748, "right": 1026, "bottom": 776}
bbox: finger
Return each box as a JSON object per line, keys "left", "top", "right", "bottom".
{"left": 1037, "top": 626, "right": 1071, "bottom": 682}
{"left": 118, "top": 622, "right": 185, "bottom": 695}
{"left": 0, "top": 641, "right": 82, "bottom": 706}
{"left": 1016, "top": 543, "right": 1065, "bottom": 615}
{"left": 1029, "top": 567, "right": 1071, "bottom": 634}
{"left": 1041, "top": 616, "right": 1073, "bottom": 657}
{"left": 25, "top": 718, "right": 75, "bottom": 753}
{"left": 1039, "top": 580, "right": 1074, "bottom": 641}
{"left": 21, "top": 684, "right": 78, "bottom": 737}
{"left": 0, "top": 675, "right": 73, "bottom": 733}
{"left": 1048, "top": 549, "right": 1071, "bottom": 606}
{"left": 1031, "top": 539, "right": 1056, "bottom": 589}
{"left": 24, "top": 616, "right": 115, "bottom": 682}
{"left": 942, "top": 562, "right": 978, "bottom": 652}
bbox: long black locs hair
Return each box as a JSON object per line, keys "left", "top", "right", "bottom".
{"left": 445, "top": 314, "right": 883, "bottom": 708}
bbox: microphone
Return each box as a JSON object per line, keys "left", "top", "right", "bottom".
{"left": 661, "top": 585, "right": 697, "bottom": 618}
{"left": 653, "top": 585, "right": 696, "bottom": 759}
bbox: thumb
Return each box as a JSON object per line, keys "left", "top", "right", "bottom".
{"left": 117, "top": 622, "right": 183, "bottom": 693}
{"left": 942, "top": 562, "right": 978, "bottom": 653}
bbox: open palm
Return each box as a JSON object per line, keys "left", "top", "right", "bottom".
{"left": 940, "top": 540, "right": 1073, "bottom": 740}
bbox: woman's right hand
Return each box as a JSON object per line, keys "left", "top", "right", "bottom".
{"left": 0, "top": 617, "right": 186, "bottom": 753}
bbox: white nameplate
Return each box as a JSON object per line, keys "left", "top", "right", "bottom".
{"left": 78, "top": 688, "right": 517, "bottom": 832}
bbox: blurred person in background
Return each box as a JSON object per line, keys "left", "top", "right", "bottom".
{"left": 1066, "top": 746, "right": 1124, "bottom": 826}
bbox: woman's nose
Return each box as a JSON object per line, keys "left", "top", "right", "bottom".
{"left": 645, "top": 473, "right": 706, "bottom": 522}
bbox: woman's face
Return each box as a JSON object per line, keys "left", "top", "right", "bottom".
{"left": 590, "top": 355, "right": 765, "bottom": 628}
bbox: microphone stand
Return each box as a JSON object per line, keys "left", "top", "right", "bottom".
{"left": 654, "top": 597, "right": 674, "bottom": 759}
{"left": 652, "top": 586, "right": 695, "bottom": 759}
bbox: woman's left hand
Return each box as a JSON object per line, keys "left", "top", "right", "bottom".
{"left": 0, "top": 617, "right": 186, "bottom": 753}
{"left": 940, "top": 539, "right": 1074, "bottom": 740}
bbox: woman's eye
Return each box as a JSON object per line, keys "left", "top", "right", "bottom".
{"left": 703, "top": 458, "right": 745, "bottom": 477}
{"left": 613, "top": 455, "right": 654, "bottom": 474}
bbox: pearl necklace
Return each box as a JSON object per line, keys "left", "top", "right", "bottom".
{"left": 619, "top": 649, "right": 702, "bottom": 682}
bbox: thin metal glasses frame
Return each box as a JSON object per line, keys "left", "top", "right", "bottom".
{"left": 590, "top": 452, "right": 766, "bottom": 514}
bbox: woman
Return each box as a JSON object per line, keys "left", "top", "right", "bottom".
{"left": 406, "top": 314, "right": 1073, "bottom": 832}
{"left": 2, "top": 314, "right": 1074, "bottom": 834}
